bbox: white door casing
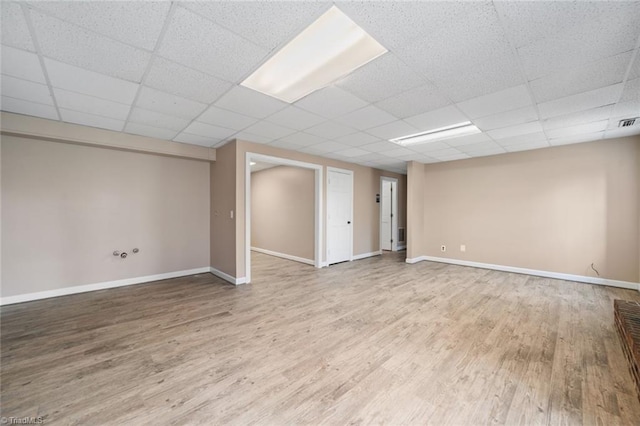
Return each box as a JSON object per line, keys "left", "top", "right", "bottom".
{"left": 380, "top": 177, "right": 398, "bottom": 252}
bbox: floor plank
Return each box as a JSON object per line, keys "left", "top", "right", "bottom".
{"left": 1, "top": 251, "right": 639, "bottom": 425}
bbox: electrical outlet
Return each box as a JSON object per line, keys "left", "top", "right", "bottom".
{"left": 460, "top": 245, "right": 466, "bottom": 252}
{"left": 440, "top": 245, "right": 446, "bottom": 252}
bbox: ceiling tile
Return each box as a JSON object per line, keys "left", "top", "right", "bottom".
{"left": 30, "top": 10, "right": 151, "bottom": 82}
{"left": 1, "top": 46, "right": 46, "bottom": 84}
{"left": 53, "top": 88, "right": 130, "bottom": 120}
{"left": 549, "top": 131, "right": 605, "bottom": 146}
{"left": 173, "top": 132, "right": 221, "bottom": 147}
{"left": 265, "top": 106, "right": 326, "bottom": 131}
{"left": 182, "top": 121, "right": 236, "bottom": 140}
{"left": 124, "top": 122, "right": 178, "bottom": 140}
{"left": 374, "top": 83, "right": 451, "bottom": 119}
{"left": 336, "top": 53, "right": 425, "bottom": 103}
{"left": 473, "top": 106, "right": 539, "bottom": 131}
{"left": 457, "top": 141, "right": 506, "bottom": 154}
{"left": 145, "top": 57, "right": 233, "bottom": 104}
{"left": 405, "top": 105, "right": 469, "bottom": 131}
{"left": 295, "top": 86, "right": 368, "bottom": 119}
{"left": 542, "top": 105, "right": 613, "bottom": 131}
{"left": 1, "top": 75, "right": 53, "bottom": 105}
{"left": 304, "top": 141, "right": 351, "bottom": 153}
{"left": 1, "top": 2, "right": 35, "bottom": 51}
{"left": 304, "top": 121, "right": 357, "bottom": 139}
{"left": 334, "top": 105, "right": 396, "bottom": 131}
{"left": 487, "top": 121, "right": 543, "bottom": 140}
{"left": 428, "top": 148, "right": 468, "bottom": 159}
{"left": 198, "top": 105, "right": 257, "bottom": 131}
{"left": 128, "top": 107, "right": 190, "bottom": 131}
{"left": 426, "top": 53, "right": 526, "bottom": 103}
{"left": 545, "top": 120, "right": 609, "bottom": 139}
{"left": 378, "top": 147, "right": 415, "bottom": 157}
{"left": 497, "top": 2, "right": 621, "bottom": 47}
{"left": 182, "top": 2, "right": 327, "bottom": 50}
{"left": 494, "top": 132, "right": 548, "bottom": 147}
{"left": 30, "top": 1, "right": 170, "bottom": 51}
{"left": 443, "top": 132, "right": 493, "bottom": 147}
{"left": 352, "top": 152, "right": 390, "bottom": 162}
{"left": 278, "top": 132, "right": 328, "bottom": 147}
{"left": 456, "top": 85, "right": 533, "bottom": 119}
{"left": 620, "top": 78, "right": 640, "bottom": 103}
{"left": 59, "top": 108, "right": 124, "bottom": 131}
{"left": 136, "top": 86, "right": 206, "bottom": 120}
{"left": 504, "top": 140, "right": 550, "bottom": 153}
{"left": 214, "top": 85, "right": 287, "bottom": 119}
{"left": 158, "top": 6, "right": 268, "bottom": 82}
{"left": 334, "top": 131, "right": 380, "bottom": 147}
{"left": 515, "top": 3, "right": 640, "bottom": 79}
{"left": 334, "top": 147, "right": 370, "bottom": 158}
{"left": 613, "top": 100, "right": 640, "bottom": 118}
{"left": 243, "top": 121, "right": 297, "bottom": 140}
{"left": 361, "top": 140, "right": 403, "bottom": 153}
{"left": 529, "top": 51, "right": 632, "bottom": 103}
{"left": 366, "top": 120, "right": 419, "bottom": 140}
{"left": 1, "top": 96, "right": 58, "bottom": 120}
{"left": 44, "top": 58, "right": 138, "bottom": 104}
{"left": 403, "top": 4, "right": 513, "bottom": 71}
{"left": 537, "top": 83, "right": 624, "bottom": 119}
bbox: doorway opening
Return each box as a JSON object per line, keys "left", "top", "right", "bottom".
{"left": 245, "top": 153, "right": 323, "bottom": 283}
{"left": 380, "top": 176, "right": 398, "bottom": 252}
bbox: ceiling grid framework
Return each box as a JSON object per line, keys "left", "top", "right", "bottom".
{"left": 1, "top": 1, "right": 639, "bottom": 174}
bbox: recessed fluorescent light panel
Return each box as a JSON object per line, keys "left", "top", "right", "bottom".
{"left": 241, "top": 6, "right": 388, "bottom": 103}
{"left": 390, "top": 122, "right": 481, "bottom": 146}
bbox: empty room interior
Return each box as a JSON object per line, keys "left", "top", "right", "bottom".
{"left": 1, "top": 1, "right": 640, "bottom": 424}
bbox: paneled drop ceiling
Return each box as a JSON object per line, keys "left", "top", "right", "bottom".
{"left": 1, "top": 1, "right": 639, "bottom": 174}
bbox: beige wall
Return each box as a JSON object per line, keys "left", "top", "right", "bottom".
{"left": 406, "top": 161, "right": 425, "bottom": 260}
{"left": 251, "top": 165, "right": 315, "bottom": 260}
{"left": 407, "top": 136, "right": 640, "bottom": 283}
{"left": 233, "top": 140, "right": 407, "bottom": 279}
{"left": 1, "top": 135, "right": 210, "bottom": 297}
{"left": 210, "top": 141, "right": 237, "bottom": 277}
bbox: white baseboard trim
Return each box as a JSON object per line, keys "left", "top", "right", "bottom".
{"left": 251, "top": 247, "right": 314, "bottom": 266}
{"left": 209, "top": 267, "right": 247, "bottom": 286}
{"left": 405, "top": 255, "right": 640, "bottom": 291}
{"left": 396, "top": 245, "right": 406, "bottom": 251}
{"left": 0, "top": 267, "right": 211, "bottom": 306}
{"left": 352, "top": 250, "right": 382, "bottom": 261}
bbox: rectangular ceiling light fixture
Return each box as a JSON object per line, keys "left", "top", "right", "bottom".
{"left": 241, "top": 6, "right": 387, "bottom": 103}
{"left": 389, "top": 122, "right": 481, "bottom": 146}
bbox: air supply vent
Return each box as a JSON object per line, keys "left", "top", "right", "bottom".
{"left": 398, "top": 227, "right": 405, "bottom": 243}
{"left": 618, "top": 117, "right": 639, "bottom": 127}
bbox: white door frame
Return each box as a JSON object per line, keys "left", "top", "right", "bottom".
{"left": 380, "top": 176, "right": 398, "bottom": 252}
{"left": 326, "top": 166, "right": 354, "bottom": 264}
{"left": 245, "top": 152, "right": 323, "bottom": 283}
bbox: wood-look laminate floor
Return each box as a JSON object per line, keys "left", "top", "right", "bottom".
{"left": 2, "top": 251, "right": 640, "bottom": 425}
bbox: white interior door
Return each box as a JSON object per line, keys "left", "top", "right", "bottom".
{"left": 380, "top": 178, "right": 398, "bottom": 252}
{"left": 327, "top": 168, "right": 353, "bottom": 265}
